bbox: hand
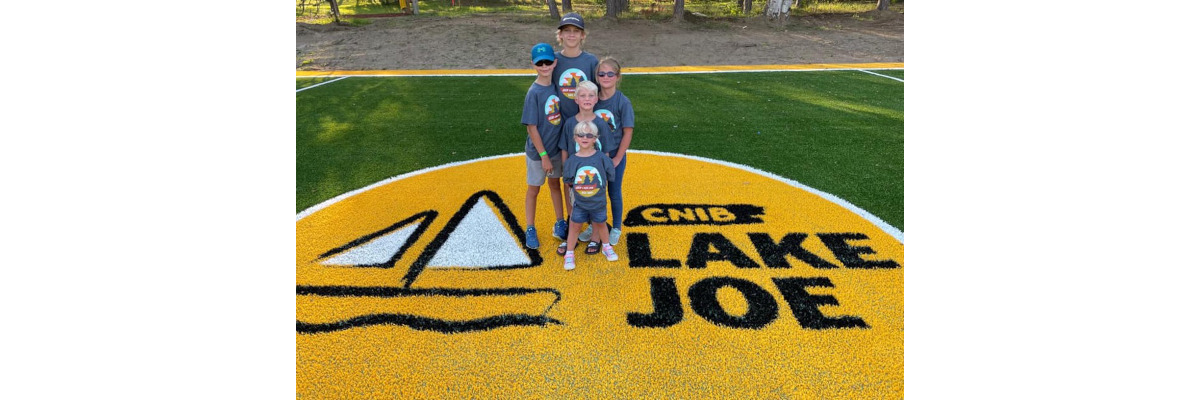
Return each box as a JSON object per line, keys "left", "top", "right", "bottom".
{"left": 541, "top": 157, "right": 553, "bottom": 174}
{"left": 612, "top": 155, "right": 623, "bottom": 167}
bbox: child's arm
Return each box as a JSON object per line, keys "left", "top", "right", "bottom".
{"left": 562, "top": 158, "right": 575, "bottom": 189}
{"left": 526, "top": 124, "right": 554, "bottom": 173}
{"left": 560, "top": 121, "right": 571, "bottom": 165}
{"left": 613, "top": 98, "right": 635, "bottom": 166}
{"left": 603, "top": 154, "right": 616, "bottom": 182}
{"left": 613, "top": 127, "right": 633, "bottom": 166}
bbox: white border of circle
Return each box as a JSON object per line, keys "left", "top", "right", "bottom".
{"left": 296, "top": 150, "right": 904, "bottom": 244}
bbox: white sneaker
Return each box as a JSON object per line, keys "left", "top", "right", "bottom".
{"left": 609, "top": 227, "right": 622, "bottom": 245}
{"left": 602, "top": 244, "right": 618, "bottom": 262}
{"left": 579, "top": 225, "right": 593, "bottom": 241}
{"left": 564, "top": 252, "right": 576, "bottom": 270}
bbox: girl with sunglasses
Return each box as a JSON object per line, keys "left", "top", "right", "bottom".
{"left": 590, "top": 57, "right": 635, "bottom": 246}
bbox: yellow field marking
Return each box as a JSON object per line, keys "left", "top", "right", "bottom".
{"left": 295, "top": 63, "right": 904, "bottom": 77}
{"left": 297, "top": 152, "right": 903, "bottom": 398}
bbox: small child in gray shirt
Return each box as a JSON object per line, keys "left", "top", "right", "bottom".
{"left": 561, "top": 120, "right": 618, "bottom": 270}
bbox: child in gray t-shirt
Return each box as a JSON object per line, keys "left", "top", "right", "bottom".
{"left": 520, "top": 43, "right": 568, "bottom": 251}
{"left": 561, "top": 120, "right": 618, "bottom": 271}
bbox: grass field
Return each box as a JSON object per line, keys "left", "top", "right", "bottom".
{"left": 297, "top": 68, "right": 904, "bottom": 229}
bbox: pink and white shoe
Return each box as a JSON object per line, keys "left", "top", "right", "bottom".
{"left": 564, "top": 251, "right": 576, "bottom": 270}
{"left": 602, "top": 244, "right": 618, "bottom": 262}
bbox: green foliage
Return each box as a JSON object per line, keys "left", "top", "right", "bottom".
{"left": 296, "top": 71, "right": 904, "bottom": 228}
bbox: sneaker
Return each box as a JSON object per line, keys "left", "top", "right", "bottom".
{"left": 579, "top": 225, "right": 593, "bottom": 241}
{"left": 564, "top": 251, "right": 576, "bottom": 270}
{"left": 552, "top": 219, "right": 568, "bottom": 240}
{"left": 609, "top": 227, "right": 622, "bottom": 246}
{"left": 602, "top": 244, "right": 618, "bottom": 261}
{"left": 525, "top": 227, "right": 539, "bottom": 249}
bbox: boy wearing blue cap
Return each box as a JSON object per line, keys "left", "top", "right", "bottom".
{"left": 521, "top": 43, "right": 569, "bottom": 250}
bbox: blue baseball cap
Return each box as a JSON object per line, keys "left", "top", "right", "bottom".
{"left": 531, "top": 43, "right": 555, "bottom": 64}
{"left": 559, "top": 12, "right": 584, "bottom": 30}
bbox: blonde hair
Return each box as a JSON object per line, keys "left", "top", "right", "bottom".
{"left": 598, "top": 57, "right": 623, "bottom": 90}
{"left": 574, "top": 120, "right": 600, "bottom": 150}
{"left": 574, "top": 120, "right": 598, "bottom": 136}
{"left": 555, "top": 26, "right": 587, "bottom": 48}
{"left": 575, "top": 80, "right": 598, "bottom": 96}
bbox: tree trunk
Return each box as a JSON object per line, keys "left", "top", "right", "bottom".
{"left": 327, "top": 0, "right": 342, "bottom": 23}
{"left": 606, "top": 0, "right": 620, "bottom": 19}
{"left": 764, "top": 0, "right": 790, "bottom": 23}
{"left": 547, "top": 0, "right": 560, "bottom": 19}
{"left": 673, "top": 0, "right": 685, "bottom": 21}
{"left": 562, "top": 0, "right": 572, "bottom": 12}
{"left": 876, "top": 0, "right": 889, "bottom": 11}
{"left": 742, "top": 0, "right": 753, "bottom": 15}
{"left": 411, "top": 0, "right": 419, "bottom": 14}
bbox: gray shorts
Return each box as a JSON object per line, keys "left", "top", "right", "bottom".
{"left": 526, "top": 155, "right": 563, "bottom": 186}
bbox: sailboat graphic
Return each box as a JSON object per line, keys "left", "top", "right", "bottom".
{"left": 297, "top": 190, "right": 561, "bottom": 334}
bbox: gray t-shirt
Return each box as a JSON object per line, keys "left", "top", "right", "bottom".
{"left": 552, "top": 50, "right": 599, "bottom": 119}
{"left": 520, "top": 82, "right": 564, "bottom": 160}
{"left": 560, "top": 114, "right": 615, "bottom": 159}
{"left": 595, "top": 90, "right": 635, "bottom": 156}
{"left": 564, "top": 151, "right": 616, "bottom": 212}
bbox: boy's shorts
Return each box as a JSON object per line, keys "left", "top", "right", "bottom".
{"left": 526, "top": 156, "right": 563, "bottom": 186}
{"left": 570, "top": 205, "right": 608, "bottom": 224}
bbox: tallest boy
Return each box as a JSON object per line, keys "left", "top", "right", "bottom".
{"left": 552, "top": 12, "right": 599, "bottom": 120}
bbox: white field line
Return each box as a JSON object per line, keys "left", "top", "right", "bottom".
{"left": 857, "top": 69, "right": 904, "bottom": 82}
{"left": 296, "top": 150, "right": 904, "bottom": 244}
{"left": 296, "top": 76, "right": 349, "bottom": 92}
{"left": 623, "top": 67, "right": 905, "bottom": 76}
{"left": 294, "top": 67, "right": 905, "bottom": 78}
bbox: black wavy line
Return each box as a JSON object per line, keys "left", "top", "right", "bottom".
{"left": 296, "top": 313, "right": 563, "bottom": 334}
{"left": 296, "top": 285, "right": 561, "bottom": 299}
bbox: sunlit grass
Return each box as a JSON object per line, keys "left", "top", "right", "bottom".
{"left": 297, "top": 70, "right": 904, "bottom": 228}
{"left": 801, "top": 1, "right": 886, "bottom": 15}
{"left": 296, "top": 76, "right": 345, "bottom": 90}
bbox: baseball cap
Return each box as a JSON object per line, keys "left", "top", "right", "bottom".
{"left": 558, "top": 12, "right": 584, "bottom": 30}
{"left": 531, "top": 43, "right": 555, "bottom": 64}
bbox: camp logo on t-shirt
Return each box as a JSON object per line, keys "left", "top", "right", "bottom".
{"left": 558, "top": 68, "right": 588, "bottom": 100}
{"left": 545, "top": 95, "right": 562, "bottom": 125}
{"left": 596, "top": 109, "right": 617, "bottom": 131}
{"left": 572, "top": 166, "right": 603, "bottom": 197}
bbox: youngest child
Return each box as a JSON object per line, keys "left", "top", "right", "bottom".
{"left": 562, "top": 120, "right": 618, "bottom": 270}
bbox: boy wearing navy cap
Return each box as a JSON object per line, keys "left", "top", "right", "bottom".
{"left": 553, "top": 12, "right": 600, "bottom": 122}
{"left": 521, "top": 43, "right": 569, "bottom": 250}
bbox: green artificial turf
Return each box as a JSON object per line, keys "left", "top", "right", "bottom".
{"left": 297, "top": 70, "right": 903, "bottom": 229}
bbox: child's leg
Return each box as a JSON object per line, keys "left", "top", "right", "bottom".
{"left": 525, "top": 185, "right": 541, "bottom": 228}
{"left": 591, "top": 221, "right": 610, "bottom": 245}
{"left": 566, "top": 221, "right": 582, "bottom": 251}
{"left": 608, "top": 157, "right": 627, "bottom": 229}
{"left": 547, "top": 179, "right": 564, "bottom": 221}
{"left": 563, "top": 186, "right": 574, "bottom": 220}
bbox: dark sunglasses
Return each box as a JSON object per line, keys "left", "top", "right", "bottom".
{"left": 596, "top": 71, "right": 618, "bottom": 77}
{"left": 574, "top": 133, "right": 597, "bottom": 139}
{"left": 535, "top": 60, "right": 554, "bottom": 67}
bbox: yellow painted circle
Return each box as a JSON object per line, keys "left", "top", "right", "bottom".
{"left": 297, "top": 151, "right": 903, "bottom": 398}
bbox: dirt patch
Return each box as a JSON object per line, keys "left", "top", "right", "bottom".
{"left": 296, "top": 10, "right": 903, "bottom": 70}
